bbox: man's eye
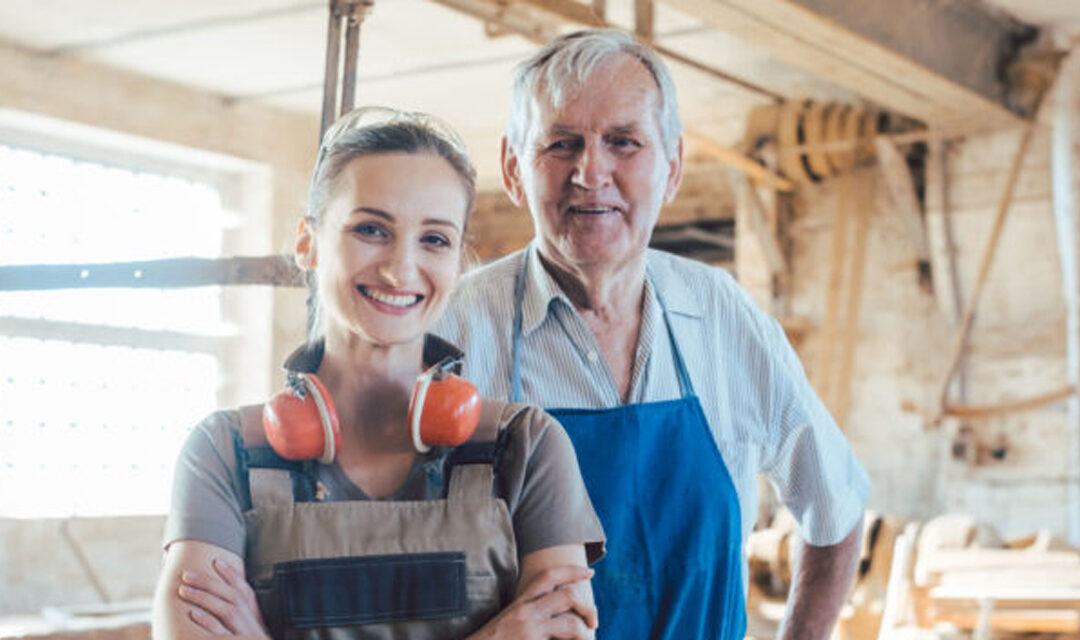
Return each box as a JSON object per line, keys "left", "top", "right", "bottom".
{"left": 610, "top": 137, "right": 638, "bottom": 149}
{"left": 545, "top": 139, "right": 577, "bottom": 154}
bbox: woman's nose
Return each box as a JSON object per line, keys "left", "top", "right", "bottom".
{"left": 376, "top": 243, "right": 417, "bottom": 287}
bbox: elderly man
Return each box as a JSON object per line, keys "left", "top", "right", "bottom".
{"left": 435, "top": 28, "right": 871, "bottom": 640}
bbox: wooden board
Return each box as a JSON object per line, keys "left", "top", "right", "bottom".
{"left": 662, "top": 0, "right": 1022, "bottom": 126}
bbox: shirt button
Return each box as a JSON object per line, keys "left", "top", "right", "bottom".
{"left": 586, "top": 351, "right": 600, "bottom": 363}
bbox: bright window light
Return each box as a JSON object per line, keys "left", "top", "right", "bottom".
{"left": 0, "top": 144, "right": 231, "bottom": 517}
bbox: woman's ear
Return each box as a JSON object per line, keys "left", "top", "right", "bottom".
{"left": 295, "top": 218, "right": 317, "bottom": 270}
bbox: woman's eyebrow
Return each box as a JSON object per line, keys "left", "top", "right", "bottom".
{"left": 352, "top": 207, "right": 459, "bottom": 232}
{"left": 350, "top": 206, "right": 393, "bottom": 220}
{"left": 424, "top": 218, "right": 461, "bottom": 231}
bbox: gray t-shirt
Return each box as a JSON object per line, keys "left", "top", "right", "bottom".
{"left": 163, "top": 403, "right": 605, "bottom": 563}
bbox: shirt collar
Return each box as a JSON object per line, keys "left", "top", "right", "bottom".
{"left": 521, "top": 245, "right": 705, "bottom": 335}
{"left": 645, "top": 249, "right": 703, "bottom": 319}
{"left": 283, "top": 334, "right": 465, "bottom": 374}
{"left": 520, "top": 243, "right": 572, "bottom": 336}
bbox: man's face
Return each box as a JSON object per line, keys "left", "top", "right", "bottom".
{"left": 503, "top": 54, "right": 682, "bottom": 273}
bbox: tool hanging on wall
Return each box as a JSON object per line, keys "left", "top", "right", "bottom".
{"left": 320, "top": 0, "right": 376, "bottom": 139}
{"left": 742, "top": 99, "right": 883, "bottom": 187}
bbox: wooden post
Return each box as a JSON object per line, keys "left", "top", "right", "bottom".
{"left": 1052, "top": 48, "right": 1080, "bottom": 545}
{"left": 729, "top": 170, "right": 788, "bottom": 278}
{"left": 875, "top": 138, "right": 933, "bottom": 293}
{"left": 815, "top": 172, "right": 854, "bottom": 409}
{"left": 834, "top": 169, "right": 873, "bottom": 428}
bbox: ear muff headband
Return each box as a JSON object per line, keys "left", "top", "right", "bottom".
{"left": 301, "top": 373, "right": 338, "bottom": 464}
{"left": 409, "top": 370, "right": 435, "bottom": 454}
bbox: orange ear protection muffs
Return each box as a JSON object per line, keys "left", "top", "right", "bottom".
{"left": 262, "top": 357, "right": 482, "bottom": 461}
{"left": 263, "top": 372, "right": 342, "bottom": 463}
{"left": 408, "top": 356, "right": 483, "bottom": 453}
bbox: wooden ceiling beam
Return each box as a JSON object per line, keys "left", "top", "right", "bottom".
{"left": 662, "top": 0, "right": 1039, "bottom": 126}
{"left": 429, "top": 0, "right": 561, "bottom": 44}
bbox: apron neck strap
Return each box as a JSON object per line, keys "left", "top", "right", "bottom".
{"left": 647, "top": 265, "right": 695, "bottom": 398}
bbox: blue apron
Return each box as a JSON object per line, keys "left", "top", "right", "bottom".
{"left": 510, "top": 259, "right": 745, "bottom": 640}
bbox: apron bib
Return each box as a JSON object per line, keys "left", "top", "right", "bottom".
{"left": 510, "top": 259, "right": 746, "bottom": 640}
{"left": 237, "top": 403, "right": 521, "bottom": 640}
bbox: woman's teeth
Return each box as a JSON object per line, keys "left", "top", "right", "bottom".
{"left": 360, "top": 286, "right": 421, "bottom": 307}
{"left": 570, "top": 206, "right": 615, "bottom": 214}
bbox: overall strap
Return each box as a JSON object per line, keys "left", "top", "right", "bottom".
{"left": 444, "top": 401, "right": 522, "bottom": 501}
{"left": 235, "top": 405, "right": 317, "bottom": 509}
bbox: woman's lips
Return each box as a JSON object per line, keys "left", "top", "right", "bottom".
{"left": 357, "top": 285, "right": 423, "bottom": 314}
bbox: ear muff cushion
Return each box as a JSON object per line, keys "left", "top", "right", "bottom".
{"left": 263, "top": 373, "right": 340, "bottom": 462}
{"left": 409, "top": 373, "right": 482, "bottom": 452}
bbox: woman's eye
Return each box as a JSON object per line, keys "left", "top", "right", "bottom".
{"left": 351, "top": 222, "right": 388, "bottom": 239}
{"left": 421, "top": 233, "right": 452, "bottom": 249}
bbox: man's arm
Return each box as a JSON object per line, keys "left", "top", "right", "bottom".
{"left": 776, "top": 516, "right": 863, "bottom": 640}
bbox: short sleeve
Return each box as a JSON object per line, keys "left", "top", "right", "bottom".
{"left": 759, "top": 315, "right": 871, "bottom": 546}
{"left": 497, "top": 407, "right": 606, "bottom": 564}
{"left": 162, "top": 410, "right": 247, "bottom": 556}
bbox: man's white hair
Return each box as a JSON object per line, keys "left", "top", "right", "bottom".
{"left": 507, "top": 28, "right": 682, "bottom": 160}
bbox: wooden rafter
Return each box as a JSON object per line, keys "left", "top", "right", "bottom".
{"left": 663, "top": 0, "right": 1030, "bottom": 126}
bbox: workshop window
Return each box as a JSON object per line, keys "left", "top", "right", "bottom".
{"left": 0, "top": 143, "right": 239, "bottom": 517}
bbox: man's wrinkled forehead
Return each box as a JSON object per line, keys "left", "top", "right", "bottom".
{"left": 527, "top": 58, "right": 663, "bottom": 136}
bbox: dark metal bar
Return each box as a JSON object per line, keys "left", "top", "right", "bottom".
{"left": 320, "top": 0, "right": 343, "bottom": 140}
{"left": 0, "top": 256, "right": 305, "bottom": 291}
{"left": 634, "top": 0, "right": 654, "bottom": 41}
{"left": 340, "top": 13, "right": 361, "bottom": 116}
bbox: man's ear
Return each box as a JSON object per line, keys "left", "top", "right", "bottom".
{"left": 500, "top": 136, "right": 526, "bottom": 207}
{"left": 295, "top": 218, "right": 317, "bottom": 270}
{"left": 663, "top": 136, "right": 685, "bottom": 204}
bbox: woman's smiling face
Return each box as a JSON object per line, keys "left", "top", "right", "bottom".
{"left": 302, "top": 151, "right": 469, "bottom": 346}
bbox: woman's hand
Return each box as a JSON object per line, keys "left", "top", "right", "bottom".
{"left": 468, "top": 565, "right": 598, "bottom": 640}
{"left": 177, "top": 558, "right": 271, "bottom": 639}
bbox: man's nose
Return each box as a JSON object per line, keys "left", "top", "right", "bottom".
{"left": 570, "top": 143, "right": 614, "bottom": 190}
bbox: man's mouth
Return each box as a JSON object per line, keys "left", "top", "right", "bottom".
{"left": 567, "top": 205, "right": 619, "bottom": 215}
{"left": 357, "top": 285, "right": 423, "bottom": 308}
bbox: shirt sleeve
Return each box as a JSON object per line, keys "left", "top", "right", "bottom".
{"left": 162, "top": 410, "right": 247, "bottom": 556}
{"left": 497, "top": 406, "right": 606, "bottom": 564}
{"left": 758, "top": 314, "right": 871, "bottom": 546}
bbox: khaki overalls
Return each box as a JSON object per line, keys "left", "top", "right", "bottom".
{"left": 236, "top": 401, "right": 524, "bottom": 639}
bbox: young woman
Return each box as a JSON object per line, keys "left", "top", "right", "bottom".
{"left": 152, "top": 108, "right": 605, "bottom": 640}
